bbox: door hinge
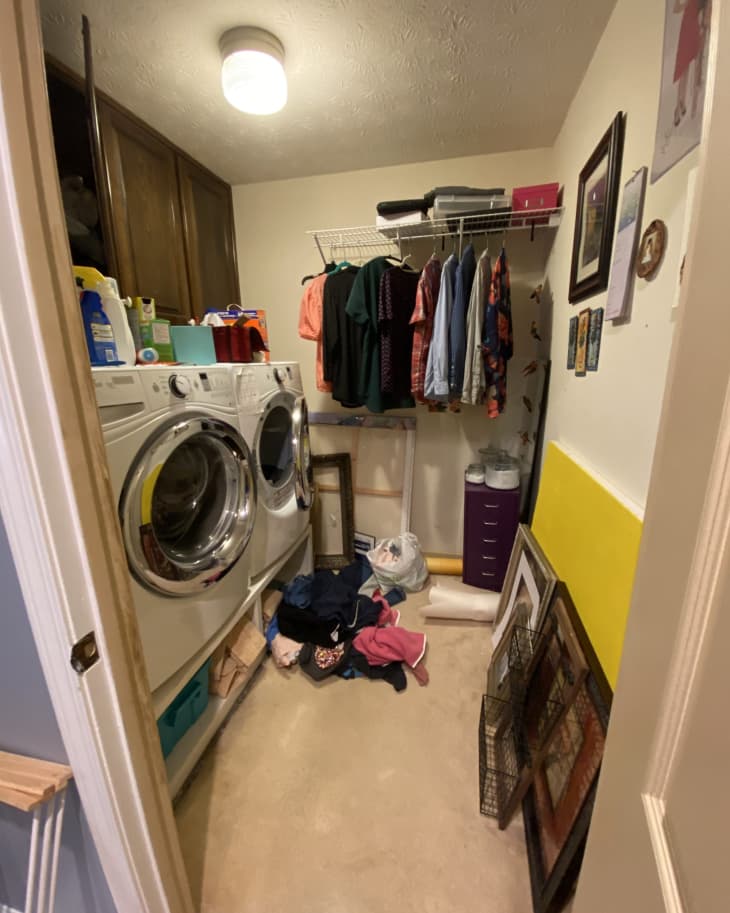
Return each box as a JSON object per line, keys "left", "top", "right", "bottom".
{"left": 71, "top": 631, "right": 100, "bottom": 674}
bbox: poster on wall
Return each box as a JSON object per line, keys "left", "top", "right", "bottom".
{"left": 652, "top": 0, "right": 712, "bottom": 183}
{"left": 605, "top": 168, "right": 647, "bottom": 322}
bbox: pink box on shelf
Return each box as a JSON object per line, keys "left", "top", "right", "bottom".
{"left": 511, "top": 183, "right": 561, "bottom": 226}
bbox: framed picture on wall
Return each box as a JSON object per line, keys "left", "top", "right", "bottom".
{"left": 586, "top": 308, "right": 604, "bottom": 372}
{"left": 574, "top": 308, "right": 591, "bottom": 377}
{"left": 569, "top": 112, "right": 625, "bottom": 303}
{"left": 566, "top": 317, "right": 578, "bottom": 370}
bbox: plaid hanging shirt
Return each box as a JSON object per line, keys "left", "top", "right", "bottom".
{"left": 481, "top": 248, "right": 513, "bottom": 417}
{"left": 409, "top": 255, "right": 442, "bottom": 403}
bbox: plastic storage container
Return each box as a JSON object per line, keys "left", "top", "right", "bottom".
{"left": 434, "top": 192, "right": 511, "bottom": 232}
{"left": 157, "top": 658, "right": 212, "bottom": 758}
{"left": 511, "top": 183, "right": 561, "bottom": 226}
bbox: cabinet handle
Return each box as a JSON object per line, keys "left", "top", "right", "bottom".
{"left": 483, "top": 504, "right": 500, "bottom": 509}
{"left": 483, "top": 521, "right": 498, "bottom": 526}
{"left": 481, "top": 571, "right": 496, "bottom": 577}
{"left": 482, "top": 538, "right": 497, "bottom": 543}
{"left": 482, "top": 555, "right": 496, "bottom": 560}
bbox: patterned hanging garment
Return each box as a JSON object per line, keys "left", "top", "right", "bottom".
{"left": 481, "top": 248, "right": 513, "bottom": 418}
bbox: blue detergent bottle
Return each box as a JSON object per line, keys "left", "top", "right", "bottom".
{"left": 80, "top": 290, "right": 122, "bottom": 366}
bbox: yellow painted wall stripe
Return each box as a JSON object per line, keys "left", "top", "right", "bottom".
{"left": 532, "top": 442, "right": 643, "bottom": 689}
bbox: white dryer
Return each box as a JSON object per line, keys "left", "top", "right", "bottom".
{"left": 233, "top": 362, "right": 313, "bottom": 581}
{"left": 92, "top": 366, "right": 257, "bottom": 708}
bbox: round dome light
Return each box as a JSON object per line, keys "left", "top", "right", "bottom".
{"left": 219, "top": 27, "right": 287, "bottom": 116}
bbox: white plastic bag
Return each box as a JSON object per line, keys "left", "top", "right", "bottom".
{"left": 366, "top": 532, "right": 428, "bottom": 593}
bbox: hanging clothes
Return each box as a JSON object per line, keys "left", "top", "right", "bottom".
{"left": 409, "top": 255, "right": 441, "bottom": 403}
{"left": 461, "top": 250, "right": 491, "bottom": 406}
{"left": 378, "top": 266, "right": 419, "bottom": 400}
{"left": 298, "top": 273, "right": 332, "bottom": 393}
{"left": 322, "top": 266, "right": 364, "bottom": 408}
{"left": 482, "top": 248, "right": 513, "bottom": 417}
{"left": 346, "top": 257, "right": 414, "bottom": 412}
{"left": 424, "top": 253, "right": 457, "bottom": 401}
{"left": 448, "top": 243, "right": 476, "bottom": 401}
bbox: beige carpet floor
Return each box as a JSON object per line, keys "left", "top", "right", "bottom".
{"left": 175, "top": 578, "right": 532, "bottom": 913}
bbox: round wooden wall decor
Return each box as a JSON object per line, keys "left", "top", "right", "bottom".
{"left": 636, "top": 219, "right": 667, "bottom": 279}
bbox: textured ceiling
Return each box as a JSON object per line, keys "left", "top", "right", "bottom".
{"left": 40, "top": 0, "right": 615, "bottom": 185}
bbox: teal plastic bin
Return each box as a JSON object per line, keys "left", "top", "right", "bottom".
{"left": 157, "top": 658, "right": 212, "bottom": 758}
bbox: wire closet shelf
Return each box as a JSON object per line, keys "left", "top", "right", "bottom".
{"left": 308, "top": 207, "right": 563, "bottom": 260}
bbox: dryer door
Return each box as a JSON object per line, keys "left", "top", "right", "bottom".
{"left": 119, "top": 413, "right": 257, "bottom": 596}
{"left": 292, "top": 395, "right": 314, "bottom": 510}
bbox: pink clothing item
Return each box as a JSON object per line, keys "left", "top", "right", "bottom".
{"left": 373, "top": 591, "right": 400, "bottom": 627}
{"left": 298, "top": 273, "right": 332, "bottom": 393}
{"left": 353, "top": 626, "right": 426, "bottom": 669}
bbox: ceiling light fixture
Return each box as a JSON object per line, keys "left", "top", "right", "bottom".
{"left": 219, "top": 26, "right": 287, "bottom": 116}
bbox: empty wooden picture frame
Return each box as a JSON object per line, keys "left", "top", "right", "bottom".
{"left": 311, "top": 453, "right": 355, "bottom": 569}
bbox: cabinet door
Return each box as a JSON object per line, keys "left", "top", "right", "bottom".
{"left": 177, "top": 156, "right": 240, "bottom": 320}
{"left": 99, "top": 102, "right": 191, "bottom": 323}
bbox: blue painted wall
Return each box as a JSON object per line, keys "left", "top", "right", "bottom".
{"left": 0, "top": 515, "right": 117, "bottom": 913}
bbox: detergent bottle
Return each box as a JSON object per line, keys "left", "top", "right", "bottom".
{"left": 80, "top": 290, "right": 122, "bottom": 366}
{"left": 95, "top": 277, "right": 136, "bottom": 365}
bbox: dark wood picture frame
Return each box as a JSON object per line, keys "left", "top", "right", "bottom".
{"left": 311, "top": 453, "right": 355, "bottom": 569}
{"left": 522, "top": 583, "right": 613, "bottom": 913}
{"left": 569, "top": 112, "right": 625, "bottom": 304}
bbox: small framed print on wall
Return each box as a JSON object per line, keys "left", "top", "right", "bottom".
{"left": 567, "top": 317, "right": 578, "bottom": 370}
{"left": 586, "top": 308, "right": 604, "bottom": 372}
{"left": 569, "top": 112, "right": 625, "bottom": 304}
{"left": 575, "top": 309, "right": 591, "bottom": 377}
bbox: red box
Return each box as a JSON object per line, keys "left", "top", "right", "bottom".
{"left": 511, "top": 183, "right": 561, "bottom": 226}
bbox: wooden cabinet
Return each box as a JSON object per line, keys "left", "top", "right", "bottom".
{"left": 45, "top": 59, "right": 240, "bottom": 328}
{"left": 178, "top": 157, "right": 240, "bottom": 319}
{"left": 100, "top": 102, "right": 192, "bottom": 323}
{"left": 462, "top": 483, "right": 520, "bottom": 591}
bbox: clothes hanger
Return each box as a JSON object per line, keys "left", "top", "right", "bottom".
{"left": 300, "top": 260, "right": 337, "bottom": 285}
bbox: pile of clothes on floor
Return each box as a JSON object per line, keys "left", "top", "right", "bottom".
{"left": 265, "top": 556, "right": 428, "bottom": 691}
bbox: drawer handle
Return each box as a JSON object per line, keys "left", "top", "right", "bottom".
{"left": 483, "top": 521, "right": 498, "bottom": 526}
{"left": 482, "top": 555, "right": 496, "bottom": 560}
{"left": 483, "top": 504, "right": 500, "bottom": 509}
{"left": 481, "top": 571, "right": 496, "bottom": 577}
{"left": 482, "top": 538, "right": 497, "bottom": 543}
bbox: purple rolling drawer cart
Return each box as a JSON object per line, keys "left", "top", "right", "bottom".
{"left": 462, "top": 482, "right": 520, "bottom": 591}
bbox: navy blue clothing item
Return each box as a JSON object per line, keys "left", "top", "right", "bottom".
{"left": 282, "top": 574, "right": 312, "bottom": 609}
{"left": 384, "top": 586, "right": 406, "bottom": 606}
{"left": 277, "top": 561, "right": 382, "bottom": 647}
{"left": 448, "top": 244, "right": 476, "bottom": 399}
{"left": 265, "top": 614, "right": 280, "bottom": 647}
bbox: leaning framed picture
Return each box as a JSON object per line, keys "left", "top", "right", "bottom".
{"left": 522, "top": 584, "right": 613, "bottom": 913}
{"left": 569, "top": 112, "right": 625, "bottom": 303}
{"left": 487, "top": 525, "right": 558, "bottom": 699}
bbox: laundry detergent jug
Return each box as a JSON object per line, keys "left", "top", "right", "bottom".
{"left": 80, "top": 290, "right": 122, "bottom": 366}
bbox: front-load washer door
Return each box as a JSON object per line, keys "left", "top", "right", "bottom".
{"left": 256, "top": 392, "right": 295, "bottom": 510}
{"left": 292, "top": 395, "right": 313, "bottom": 510}
{"left": 119, "top": 413, "right": 257, "bottom": 596}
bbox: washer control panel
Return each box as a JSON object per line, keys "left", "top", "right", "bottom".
{"left": 138, "top": 366, "right": 236, "bottom": 409}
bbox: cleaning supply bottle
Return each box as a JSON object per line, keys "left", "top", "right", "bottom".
{"left": 95, "top": 278, "right": 136, "bottom": 365}
{"left": 80, "top": 291, "right": 122, "bottom": 366}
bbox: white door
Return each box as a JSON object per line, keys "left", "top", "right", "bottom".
{"left": 574, "top": 3, "right": 730, "bottom": 911}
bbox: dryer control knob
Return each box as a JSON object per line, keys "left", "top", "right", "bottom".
{"left": 273, "top": 368, "right": 286, "bottom": 384}
{"left": 169, "top": 374, "right": 192, "bottom": 398}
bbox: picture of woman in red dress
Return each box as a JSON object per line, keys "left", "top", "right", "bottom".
{"left": 673, "top": 0, "right": 711, "bottom": 125}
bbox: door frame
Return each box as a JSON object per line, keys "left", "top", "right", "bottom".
{"left": 0, "top": 1, "right": 192, "bottom": 911}
{"left": 3, "top": 2, "right": 730, "bottom": 913}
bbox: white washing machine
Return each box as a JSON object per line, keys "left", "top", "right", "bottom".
{"left": 233, "top": 362, "right": 313, "bottom": 581}
{"left": 92, "top": 365, "right": 257, "bottom": 705}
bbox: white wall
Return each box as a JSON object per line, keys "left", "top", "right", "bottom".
{"left": 233, "top": 150, "right": 556, "bottom": 554}
{"left": 542, "top": 0, "right": 697, "bottom": 510}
